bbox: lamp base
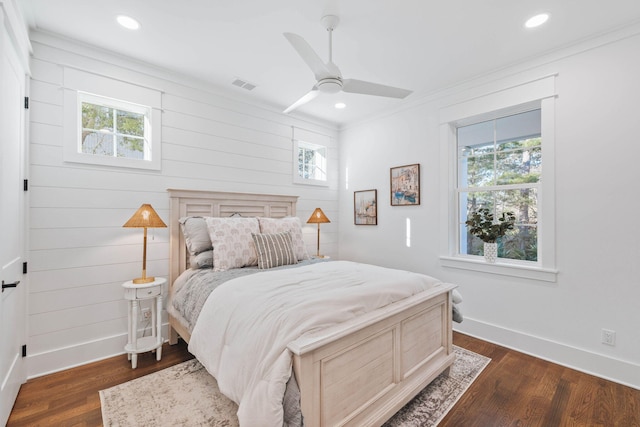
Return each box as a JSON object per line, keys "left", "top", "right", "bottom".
{"left": 132, "top": 276, "right": 155, "bottom": 284}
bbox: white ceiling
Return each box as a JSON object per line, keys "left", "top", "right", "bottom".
{"left": 17, "top": 0, "right": 640, "bottom": 126}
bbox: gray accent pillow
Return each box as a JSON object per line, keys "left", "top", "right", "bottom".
{"left": 179, "top": 217, "right": 212, "bottom": 256}
{"left": 189, "top": 250, "right": 214, "bottom": 269}
{"left": 251, "top": 232, "right": 298, "bottom": 269}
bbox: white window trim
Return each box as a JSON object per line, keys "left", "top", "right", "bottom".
{"left": 291, "top": 126, "right": 330, "bottom": 187}
{"left": 63, "top": 67, "right": 162, "bottom": 170}
{"left": 438, "top": 75, "right": 558, "bottom": 282}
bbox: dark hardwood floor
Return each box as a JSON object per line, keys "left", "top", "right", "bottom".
{"left": 7, "top": 332, "right": 639, "bottom": 426}
{"left": 441, "top": 334, "right": 639, "bottom": 427}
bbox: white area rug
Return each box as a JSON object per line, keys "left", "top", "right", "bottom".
{"left": 100, "top": 346, "right": 490, "bottom": 426}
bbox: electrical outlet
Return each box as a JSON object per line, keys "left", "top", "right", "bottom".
{"left": 141, "top": 308, "right": 151, "bottom": 320}
{"left": 601, "top": 329, "right": 616, "bottom": 346}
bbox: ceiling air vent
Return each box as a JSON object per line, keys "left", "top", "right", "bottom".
{"left": 232, "top": 78, "right": 256, "bottom": 91}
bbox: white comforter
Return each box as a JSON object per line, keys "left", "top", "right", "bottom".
{"left": 188, "top": 261, "right": 443, "bottom": 427}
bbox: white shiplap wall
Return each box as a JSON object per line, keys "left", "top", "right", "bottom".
{"left": 27, "top": 31, "right": 339, "bottom": 377}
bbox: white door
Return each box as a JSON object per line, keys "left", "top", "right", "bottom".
{"left": 0, "top": 13, "right": 27, "bottom": 426}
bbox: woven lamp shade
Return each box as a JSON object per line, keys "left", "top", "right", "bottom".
{"left": 307, "top": 208, "right": 330, "bottom": 224}
{"left": 123, "top": 204, "right": 166, "bottom": 284}
{"left": 307, "top": 208, "right": 330, "bottom": 258}
{"left": 123, "top": 204, "right": 167, "bottom": 228}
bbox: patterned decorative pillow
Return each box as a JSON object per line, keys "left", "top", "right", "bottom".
{"left": 258, "top": 217, "right": 309, "bottom": 261}
{"left": 205, "top": 217, "right": 260, "bottom": 271}
{"left": 252, "top": 232, "right": 298, "bottom": 269}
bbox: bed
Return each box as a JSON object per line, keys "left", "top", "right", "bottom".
{"left": 167, "top": 189, "right": 456, "bottom": 426}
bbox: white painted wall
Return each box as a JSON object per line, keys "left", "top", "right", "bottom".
{"left": 339, "top": 26, "right": 640, "bottom": 389}
{"left": 26, "top": 31, "right": 339, "bottom": 377}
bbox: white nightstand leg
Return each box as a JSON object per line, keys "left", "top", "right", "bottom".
{"left": 156, "top": 294, "right": 163, "bottom": 361}
{"left": 131, "top": 300, "right": 139, "bottom": 369}
{"left": 127, "top": 299, "right": 132, "bottom": 361}
{"left": 151, "top": 298, "right": 156, "bottom": 338}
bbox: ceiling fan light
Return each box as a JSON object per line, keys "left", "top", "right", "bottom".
{"left": 317, "top": 78, "right": 342, "bottom": 94}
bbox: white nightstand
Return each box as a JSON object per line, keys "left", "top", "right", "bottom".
{"left": 122, "top": 277, "right": 166, "bottom": 369}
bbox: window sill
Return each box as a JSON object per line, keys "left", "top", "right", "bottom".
{"left": 63, "top": 151, "right": 161, "bottom": 171}
{"left": 439, "top": 256, "right": 558, "bottom": 282}
{"left": 293, "top": 178, "right": 329, "bottom": 187}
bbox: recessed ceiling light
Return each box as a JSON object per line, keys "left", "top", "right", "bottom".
{"left": 335, "top": 102, "right": 346, "bottom": 109}
{"left": 117, "top": 15, "right": 140, "bottom": 30}
{"left": 525, "top": 13, "right": 549, "bottom": 29}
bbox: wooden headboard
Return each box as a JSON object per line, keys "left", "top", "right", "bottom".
{"left": 167, "top": 189, "right": 299, "bottom": 285}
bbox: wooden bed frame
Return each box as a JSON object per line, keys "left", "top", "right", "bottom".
{"left": 167, "top": 189, "right": 455, "bottom": 427}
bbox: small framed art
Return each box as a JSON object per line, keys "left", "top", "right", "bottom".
{"left": 354, "top": 189, "right": 377, "bottom": 225}
{"left": 390, "top": 163, "right": 420, "bottom": 206}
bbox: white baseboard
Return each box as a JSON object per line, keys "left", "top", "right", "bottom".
{"left": 27, "top": 324, "right": 173, "bottom": 379}
{"left": 455, "top": 318, "right": 639, "bottom": 390}
{"left": 27, "top": 319, "right": 639, "bottom": 391}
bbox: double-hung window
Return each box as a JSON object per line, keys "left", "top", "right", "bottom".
{"left": 457, "top": 109, "right": 541, "bottom": 262}
{"left": 439, "top": 75, "right": 557, "bottom": 281}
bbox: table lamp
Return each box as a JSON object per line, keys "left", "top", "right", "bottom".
{"left": 307, "top": 208, "right": 330, "bottom": 258}
{"left": 123, "top": 204, "right": 167, "bottom": 284}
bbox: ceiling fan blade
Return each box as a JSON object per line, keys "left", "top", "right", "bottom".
{"left": 284, "top": 33, "right": 331, "bottom": 80}
{"left": 283, "top": 88, "right": 320, "bottom": 114}
{"left": 342, "top": 79, "right": 412, "bottom": 99}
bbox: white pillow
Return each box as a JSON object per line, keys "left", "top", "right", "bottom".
{"left": 258, "top": 217, "right": 309, "bottom": 261}
{"left": 206, "top": 217, "right": 260, "bottom": 271}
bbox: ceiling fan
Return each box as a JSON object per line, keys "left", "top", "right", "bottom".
{"left": 283, "top": 15, "right": 412, "bottom": 114}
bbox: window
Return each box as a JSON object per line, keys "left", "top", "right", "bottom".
{"left": 63, "top": 68, "right": 161, "bottom": 170}
{"left": 295, "top": 140, "right": 327, "bottom": 183}
{"left": 292, "top": 126, "right": 330, "bottom": 186}
{"left": 438, "top": 75, "right": 557, "bottom": 281}
{"left": 457, "top": 109, "right": 541, "bottom": 262}
{"left": 79, "top": 92, "right": 151, "bottom": 161}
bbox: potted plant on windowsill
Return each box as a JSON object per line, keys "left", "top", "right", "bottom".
{"left": 465, "top": 207, "right": 516, "bottom": 263}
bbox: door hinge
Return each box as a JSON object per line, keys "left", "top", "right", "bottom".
{"left": 22, "top": 345, "right": 27, "bottom": 358}
{"left": 24, "top": 96, "right": 29, "bottom": 109}
{"left": 23, "top": 262, "right": 27, "bottom": 274}
{"left": 24, "top": 179, "right": 28, "bottom": 191}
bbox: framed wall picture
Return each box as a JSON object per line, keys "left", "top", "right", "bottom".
{"left": 390, "top": 163, "right": 420, "bottom": 206}
{"left": 354, "top": 189, "right": 377, "bottom": 225}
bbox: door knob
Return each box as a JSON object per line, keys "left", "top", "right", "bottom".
{"left": 2, "top": 280, "right": 20, "bottom": 292}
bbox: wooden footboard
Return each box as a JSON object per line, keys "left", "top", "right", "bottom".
{"left": 170, "top": 285, "right": 454, "bottom": 426}
{"left": 288, "top": 284, "right": 455, "bottom": 427}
